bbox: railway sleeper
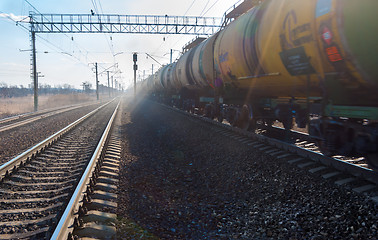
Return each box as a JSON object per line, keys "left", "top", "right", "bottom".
{"left": 70, "top": 135, "right": 120, "bottom": 239}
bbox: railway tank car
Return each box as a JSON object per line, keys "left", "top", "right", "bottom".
{"left": 143, "top": 0, "right": 378, "bottom": 169}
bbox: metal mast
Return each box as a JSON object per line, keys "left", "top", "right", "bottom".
{"left": 30, "top": 13, "right": 38, "bottom": 111}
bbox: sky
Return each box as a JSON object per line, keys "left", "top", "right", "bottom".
{"left": 0, "top": 0, "right": 237, "bottom": 90}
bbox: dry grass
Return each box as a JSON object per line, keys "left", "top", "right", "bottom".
{"left": 0, "top": 93, "right": 107, "bottom": 118}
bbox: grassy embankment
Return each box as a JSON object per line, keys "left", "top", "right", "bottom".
{"left": 0, "top": 93, "right": 103, "bottom": 119}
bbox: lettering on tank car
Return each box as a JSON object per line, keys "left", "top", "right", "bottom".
{"left": 279, "top": 46, "right": 316, "bottom": 76}
{"left": 280, "top": 11, "right": 313, "bottom": 49}
{"left": 291, "top": 23, "right": 313, "bottom": 46}
{"left": 292, "top": 35, "right": 313, "bottom": 47}
{"left": 292, "top": 23, "right": 311, "bottom": 38}
{"left": 280, "top": 10, "right": 297, "bottom": 49}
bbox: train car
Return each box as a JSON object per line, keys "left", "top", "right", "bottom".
{"left": 174, "top": 35, "right": 221, "bottom": 113}
{"left": 160, "top": 63, "right": 177, "bottom": 92}
{"left": 152, "top": 66, "right": 165, "bottom": 93}
{"left": 143, "top": 0, "right": 378, "bottom": 169}
{"left": 311, "top": 0, "right": 378, "bottom": 165}
{"left": 212, "top": 0, "right": 378, "bottom": 167}
{"left": 191, "top": 33, "right": 219, "bottom": 88}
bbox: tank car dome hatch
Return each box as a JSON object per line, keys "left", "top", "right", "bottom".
{"left": 183, "top": 37, "right": 206, "bottom": 52}
{"left": 221, "top": 0, "right": 263, "bottom": 28}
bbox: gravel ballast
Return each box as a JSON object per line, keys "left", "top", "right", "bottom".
{"left": 117, "top": 97, "right": 377, "bottom": 239}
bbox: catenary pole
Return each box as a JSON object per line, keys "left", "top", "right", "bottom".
{"left": 107, "top": 71, "right": 110, "bottom": 98}
{"left": 133, "top": 53, "right": 137, "bottom": 98}
{"left": 32, "top": 31, "right": 38, "bottom": 111}
{"left": 95, "top": 63, "right": 99, "bottom": 100}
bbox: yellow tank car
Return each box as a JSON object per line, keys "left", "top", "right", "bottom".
{"left": 214, "top": 0, "right": 324, "bottom": 98}
{"left": 257, "top": 0, "right": 323, "bottom": 98}
{"left": 214, "top": 7, "right": 264, "bottom": 92}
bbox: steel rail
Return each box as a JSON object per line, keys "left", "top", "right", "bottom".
{"left": 51, "top": 100, "right": 120, "bottom": 239}
{"left": 251, "top": 132, "right": 378, "bottom": 184}
{"left": 0, "top": 100, "right": 113, "bottom": 179}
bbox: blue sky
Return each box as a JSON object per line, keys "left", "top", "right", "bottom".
{"left": 0, "top": 0, "right": 234, "bottom": 89}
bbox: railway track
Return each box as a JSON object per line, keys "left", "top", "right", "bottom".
{"left": 162, "top": 103, "right": 378, "bottom": 204}
{"left": 52, "top": 100, "right": 121, "bottom": 240}
{"left": 0, "top": 101, "right": 97, "bottom": 133}
{"left": 0, "top": 99, "right": 119, "bottom": 239}
{"left": 256, "top": 125, "right": 373, "bottom": 170}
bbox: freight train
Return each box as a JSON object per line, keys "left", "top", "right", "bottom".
{"left": 139, "top": 0, "right": 378, "bottom": 170}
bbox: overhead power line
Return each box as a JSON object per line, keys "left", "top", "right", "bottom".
{"left": 184, "top": 0, "right": 198, "bottom": 16}
{"left": 90, "top": 0, "right": 116, "bottom": 62}
{"left": 200, "top": 0, "right": 211, "bottom": 16}
{"left": 23, "top": 0, "right": 95, "bottom": 65}
{"left": 201, "top": 0, "right": 222, "bottom": 16}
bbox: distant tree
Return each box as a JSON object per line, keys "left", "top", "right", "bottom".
{"left": 63, "top": 84, "right": 72, "bottom": 89}
{"left": 81, "top": 81, "right": 92, "bottom": 94}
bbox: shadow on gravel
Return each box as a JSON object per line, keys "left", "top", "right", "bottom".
{"left": 116, "top": 98, "right": 378, "bottom": 240}
{"left": 117, "top": 99, "right": 231, "bottom": 239}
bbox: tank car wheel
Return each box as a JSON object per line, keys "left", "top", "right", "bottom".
{"left": 318, "top": 140, "right": 333, "bottom": 157}
{"left": 265, "top": 119, "right": 274, "bottom": 127}
{"left": 282, "top": 117, "right": 293, "bottom": 130}
{"left": 317, "top": 132, "right": 337, "bottom": 157}
{"left": 366, "top": 153, "right": 378, "bottom": 171}
{"left": 248, "top": 119, "right": 257, "bottom": 131}
{"left": 204, "top": 104, "right": 215, "bottom": 119}
{"left": 217, "top": 115, "right": 224, "bottom": 123}
{"left": 238, "top": 104, "right": 254, "bottom": 130}
{"left": 237, "top": 105, "right": 248, "bottom": 130}
{"left": 238, "top": 119, "right": 250, "bottom": 130}
{"left": 227, "top": 108, "right": 238, "bottom": 127}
